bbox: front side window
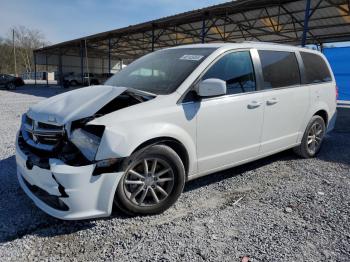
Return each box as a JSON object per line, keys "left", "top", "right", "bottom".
{"left": 202, "top": 51, "right": 256, "bottom": 95}
{"left": 300, "top": 52, "right": 332, "bottom": 84}
{"left": 105, "top": 48, "right": 216, "bottom": 95}
{"left": 258, "top": 50, "right": 301, "bottom": 89}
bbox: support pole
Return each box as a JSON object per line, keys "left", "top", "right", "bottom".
{"left": 84, "top": 39, "right": 90, "bottom": 86}
{"left": 13, "top": 29, "right": 17, "bottom": 76}
{"left": 46, "top": 53, "right": 49, "bottom": 87}
{"left": 102, "top": 57, "right": 104, "bottom": 74}
{"left": 108, "top": 38, "right": 111, "bottom": 74}
{"left": 301, "top": 0, "right": 311, "bottom": 47}
{"left": 201, "top": 16, "right": 206, "bottom": 43}
{"left": 34, "top": 52, "right": 37, "bottom": 86}
{"left": 80, "top": 41, "right": 84, "bottom": 84}
{"left": 58, "top": 49, "right": 63, "bottom": 87}
{"left": 151, "top": 25, "right": 155, "bottom": 52}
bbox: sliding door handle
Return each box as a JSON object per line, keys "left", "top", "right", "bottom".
{"left": 248, "top": 101, "right": 262, "bottom": 109}
{"left": 266, "top": 98, "right": 279, "bottom": 105}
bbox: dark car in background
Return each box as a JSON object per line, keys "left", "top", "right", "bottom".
{"left": 0, "top": 74, "right": 25, "bottom": 90}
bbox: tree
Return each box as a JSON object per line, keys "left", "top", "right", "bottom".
{"left": 11, "top": 25, "right": 48, "bottom": 73}
{"left": 0, "top": 37, "right": 13, "bottom": 74}
{"left": 0, "top": 26, "right": 48, "bottom": 75}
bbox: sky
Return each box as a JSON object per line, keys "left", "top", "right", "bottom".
{"left": 0, "top": 0, "right": 228, "bottom": 44}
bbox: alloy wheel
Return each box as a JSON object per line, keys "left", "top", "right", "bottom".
{"left": 307, "top": 122, "right": 324, "bottom": 155}
{"left": 123, "top": 158, "right": 174, "bottom": 206}
{"left": 8, "top": 82, "right": 15, "bottom": 90}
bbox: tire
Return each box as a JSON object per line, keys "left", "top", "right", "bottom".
{"left": 114, "top": 144, "right": 185, "bottom": 215}
{"left": 69, "top": 80, "right": 78, "bottom": 87}
{"left": 90, "top": 80, "right": 99, "bottom": 86}
{"left": 63, "top": 80, "right": 70, "bottom": 88}
{"left": 294, "top": 115, "right": 326, "bottom": 158}
{"left": 6, "top": 82, "right": 16, "bottom": 90}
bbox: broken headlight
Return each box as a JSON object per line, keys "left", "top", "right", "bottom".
{"left": 70, "top": 125, "right": 104, "bottom": 161}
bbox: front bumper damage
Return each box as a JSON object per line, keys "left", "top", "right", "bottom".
{"left": 16, "top": 133, "right": 123, "bottom": 220}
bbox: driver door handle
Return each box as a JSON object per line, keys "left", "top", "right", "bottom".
{"left": 266, "top": 98, "right": 279, "bottom": 105}
{"left": 248, "top": 101, "right": 262, "bottom": 109}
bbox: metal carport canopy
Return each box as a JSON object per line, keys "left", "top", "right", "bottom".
{"left": 34, "top": 0, "right": 350, "bottom": 66}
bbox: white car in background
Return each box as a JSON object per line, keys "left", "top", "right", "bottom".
{"left": 16, "top": 42, "right": 337, "bottom": 220}
{"left": 63, "top": 72, "right": 105, "bottom": 87}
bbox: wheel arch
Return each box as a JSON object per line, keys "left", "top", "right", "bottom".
{"left": 297, "top": 102, "right": 330, "bottom": 144}
{"left": 313, "top": 109, "right": 328, "bottom": 126}
{"left": 132, "top": 137, "right": 190, "bottom": 179}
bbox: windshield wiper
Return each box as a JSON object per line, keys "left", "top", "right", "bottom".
{"left": 126, "top": 91, "right": 145, "bottom": 102}
{"left": 126, "top": 87, "right": 157, "bottom": 98}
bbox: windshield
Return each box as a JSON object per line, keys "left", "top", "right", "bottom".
{"left": 105, "top": 48, "right": 216, "bottom": 95}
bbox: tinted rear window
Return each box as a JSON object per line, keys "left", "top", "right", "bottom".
{"left": 258, "top": 50, "right": 301, "bottom": 89}
{"left": 300, "top": 52, "right": 332, "bottom": 84}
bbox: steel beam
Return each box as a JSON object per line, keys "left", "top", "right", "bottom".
{"left": 302, "top": 0, "right": 312, "bottom": 46}
{"left": 151, "top": 25, "right": 155, "bottom": 52}
{"left": 80, "top": 41, "right": 84, "bottom": 84}
{"left": 201, "top": 16, "right": 206, "bottom": 43}
{"left": 108, "top": 38, "right": 111, "bottom": 74}
{"left": 34, "top": 52, "right": 37, "bottom": 86}
{"left": 46, "top": 53, "right": 48, "bottom": 87}
{"left": 58, "top": 49, "right": 63, "bottom": 87}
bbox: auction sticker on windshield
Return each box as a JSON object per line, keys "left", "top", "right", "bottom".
{"left": 179, "top": 55, "right": 204, "bottom": 61}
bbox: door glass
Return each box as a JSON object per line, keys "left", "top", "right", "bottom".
{"left": 202, "top": 51, "right": 256, "bottom": 95}
{"left": 300, "top": 52, "right": 332, "bottom": 84}
{"left": 258, "top": 50, "right": 300, "bottom": 89}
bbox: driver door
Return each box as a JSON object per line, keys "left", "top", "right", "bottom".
{"left": 196, "top": 50, "right": 265, "bottom": 174}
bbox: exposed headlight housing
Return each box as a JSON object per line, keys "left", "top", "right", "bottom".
{"left": 70, "top": 125, "right": 104, "bottom": 161}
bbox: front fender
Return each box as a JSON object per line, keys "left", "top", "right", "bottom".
{"left": 95, "top": 122, "right": 197, "bottom": 175}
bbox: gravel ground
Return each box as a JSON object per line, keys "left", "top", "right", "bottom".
{"left": 0, "top": 86, "right": 349, "bottom": 262}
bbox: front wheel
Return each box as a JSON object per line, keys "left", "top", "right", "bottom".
{"left": 294, "top": 115, "right": 326, "bottom": 158}
{"left": 114, "top": 144, "right": 185, "bottom": 215}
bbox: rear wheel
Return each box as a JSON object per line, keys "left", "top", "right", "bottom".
{"left": 294, "top": 115, "right": 326, "bottom": 158}
{"left": 114, "top": 144, "right": 185, "bottom": 215}
{"left": 90, "top": 79, "right": 99, "bottom": 85}
{"left": 69, "top": 80, "right": 79, "bottom": 87}
{"left": 6, "top": 82, "right": 16, "bottom": 90}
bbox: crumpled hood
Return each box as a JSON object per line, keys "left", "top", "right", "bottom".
{"left": 27, "top": 85, "right": 127, "bottom": 125}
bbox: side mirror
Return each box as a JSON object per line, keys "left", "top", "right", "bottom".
{"left": 197, "top": 78, "right": 227, "bottom": 97}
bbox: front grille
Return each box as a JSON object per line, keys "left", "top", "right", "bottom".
{"left": 37, "top": 121, "right": 63, "bottom": 130}
{"left": 22, "top": 115, "right": 65, "bottom": 151}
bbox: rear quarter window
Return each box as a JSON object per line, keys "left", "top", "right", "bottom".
{"left": 258, "top": 50, "right": 301, "bottom": 89}
{"left": 300, "top": 52, "right": 332, "bottom": 84}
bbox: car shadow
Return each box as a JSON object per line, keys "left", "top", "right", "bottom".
{"left": 333, "top": 107, "right": 350, "bottom": 133}
{"left": 316, "top": 107, "right": 350, "bottom": 166}
{"left": 0, "top": 155, "right": 129, "bottom": 243}
{"left": 1, "top": 107, "right": 349, "bottom": 243}
{"left": 184, "top": 149, "right": 297, "bottom": 193}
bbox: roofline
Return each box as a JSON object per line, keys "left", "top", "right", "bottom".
{"left": 34, "top": 0, "right": 295, "bottom": 53}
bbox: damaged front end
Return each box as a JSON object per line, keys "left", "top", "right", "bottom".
{"left": 16, "top": 86, "right": 152, "bottom": 219}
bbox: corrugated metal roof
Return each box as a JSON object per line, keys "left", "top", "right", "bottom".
{"left": 35, "top": 0, "right": 350, "bottom": 60}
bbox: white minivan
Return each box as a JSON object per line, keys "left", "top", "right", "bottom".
{"left": 16, "top": 42, "right": 337, "bottom": 220}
